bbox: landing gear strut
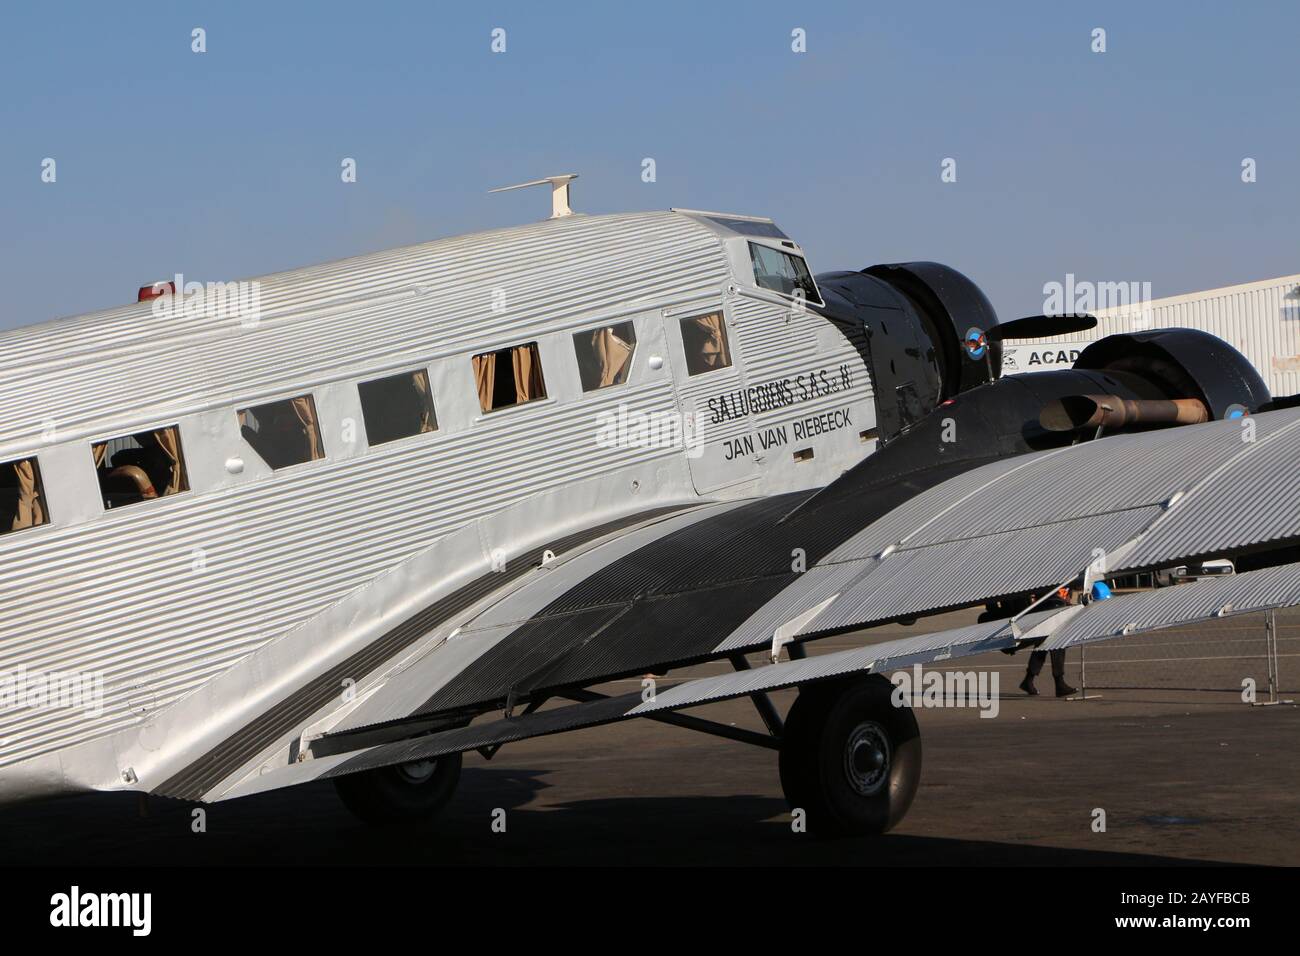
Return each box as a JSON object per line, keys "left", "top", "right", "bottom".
{"left": 778, "top": 675, "right": 922, "bottom": 837}
{"left": 333, "top": 753, "right": 462, "bottom": 825}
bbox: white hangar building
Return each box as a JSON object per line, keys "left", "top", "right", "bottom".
{"left": 1003, "top": 273, "right": 1300, "bottom": 399}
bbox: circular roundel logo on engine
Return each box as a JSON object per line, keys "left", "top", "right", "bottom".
{"left": 963, "top": 327, "right": 988, "bottom": 360}
{"left": 1224, "top": 403, "right": 1249, "bottom": 420}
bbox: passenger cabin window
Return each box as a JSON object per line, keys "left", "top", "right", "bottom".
{"left": 359, "top": 369, "right": 438, "bottom": 446}
{"left": 93, "top": 425, "right": 189, "bottom": 509}
{"left": 1, "top": 456, "right": 48, "bottom": 532}
{"left": 573, "top": 322, "right": 637, "bottom": 391}
{"left": 749, "top": 242, "right": 822, "bottom": 305}
{"left": 679, "top": 312, "right": 732, "bottom": 376}
{"left": 471, "top": 342, "right": 547, "bottom": 412}
{"left": 238, "top": 396, "right": 325, "bottom": 470}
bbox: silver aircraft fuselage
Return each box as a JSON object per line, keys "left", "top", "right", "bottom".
{"left": 0, "top": 209, "right": 877, "bottom": 804}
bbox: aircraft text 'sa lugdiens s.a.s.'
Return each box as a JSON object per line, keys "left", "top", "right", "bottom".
{"left": 3, "top": 177, "right": 1299, "bottom": 836}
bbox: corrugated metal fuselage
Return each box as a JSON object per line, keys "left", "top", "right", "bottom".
{"left": 0, "top": 210, "right": 876, "bottom": 803}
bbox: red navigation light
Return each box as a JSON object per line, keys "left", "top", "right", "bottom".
{"left": 137, "top": 281, "right": 175, "bottom": 303}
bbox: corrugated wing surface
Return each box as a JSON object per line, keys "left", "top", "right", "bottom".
{"left": 301, "top": 562, "right": 1300, "bottom": 786}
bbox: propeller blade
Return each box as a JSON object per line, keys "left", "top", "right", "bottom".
{"left": 987, "top": 314, "right": 1098, "bottom": 340}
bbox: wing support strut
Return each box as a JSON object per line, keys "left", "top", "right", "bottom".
{"left": 1007, "top": 553, "right": 1110, "bottom": 640}
{"left": 728, "top": 654, "right": 784, "bottom": 737}
{"left": 559, "top": 688, "right": 781, "bottom": 750}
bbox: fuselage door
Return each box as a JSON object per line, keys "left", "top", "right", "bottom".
{"left": 660, "top": 303, "right": 761, "bottom": 494}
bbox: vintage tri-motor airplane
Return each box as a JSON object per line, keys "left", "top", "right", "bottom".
{"left": 2, "top": 175, "right": 1299, "bottom": 836}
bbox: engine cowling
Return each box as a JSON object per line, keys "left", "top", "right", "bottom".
{"left": 815, "top": 265, "right": 1272, "bottom": 450}
{"left": 1072, "top": 328, "right": 1271, "bottom": 420}
{"left": 860, "top": 261, "right": 1003, "bottom": 398}
{"left": 816, "top": 262, "right": 1004, "bottom": 444}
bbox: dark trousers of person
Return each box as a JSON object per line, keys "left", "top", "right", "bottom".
{"left": 1026, "top": 648, "right": 1066, "bottom": 679}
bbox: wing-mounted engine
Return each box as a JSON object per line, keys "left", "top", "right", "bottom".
{"left": 1031, "top": 328, "right": 1271, "bottom": 440}
{"left": 1068, "top": 328, "right": 1272, "bottom": 420}
{"left": 816, "top": 261, "right": 1273, "bottom": 458}
{"left": 816, "top": 262, "right": 1004, "bottom": 443}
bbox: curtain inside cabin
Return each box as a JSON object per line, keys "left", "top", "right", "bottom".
{"left": 472, "top": 352, "right": 497, "bottom": 411}
{"left": 291, "top": 396, "right": 324, "bottom": 461}
{"left": 512, "top": 344, "right": 544, "bottom": 402}
{"left": 9, "top": 459, "right": 45, "bottom": 530}
{"left": 593, "top": 327, "right": 633, "bottom": 387}
{"left": 144, "top": 426, "right": 188, "bottom": 494}
{"left": 474, "top": 345, "right": 544, "bottom": 410}
{"left": 412, "top": 370, "right": 436, "bottom": 433}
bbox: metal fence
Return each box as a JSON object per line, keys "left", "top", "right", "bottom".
{"left": 1072, "top": 606, "right": 1298, "bottom": 696}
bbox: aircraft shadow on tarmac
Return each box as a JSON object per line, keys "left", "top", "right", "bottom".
{"left": 0, "top": 766, "right": 1227, "bottom": 867}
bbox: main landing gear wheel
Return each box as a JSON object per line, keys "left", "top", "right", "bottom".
{"left": 779, "top": 675, "right": 922, "bottom": 837}
{"left": 333, "top": 752, "right": 462, "bottom": 825}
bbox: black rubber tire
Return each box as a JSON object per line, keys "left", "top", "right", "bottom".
{"left": 778, "top": 676, "right": 922, "bottom": 837}
{"left": 333, "top": 753, "right": 462, "bottom": 825}
{"left": 777, "top": 681, "right": 836, "bottom": 820}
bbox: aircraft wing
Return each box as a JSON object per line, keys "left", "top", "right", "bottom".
{"left": 218, "top": 560, "right": 1300, "bottom": 800}
{"left": 393, "top": 407, "right": 1300, "bottom": 716}
{"left": 206, "top": 408, "right": 1300, "bottom": 801}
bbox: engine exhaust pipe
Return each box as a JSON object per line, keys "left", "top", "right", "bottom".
{"left": 1039, "top": 394, "right": 1209, "bottom": 432}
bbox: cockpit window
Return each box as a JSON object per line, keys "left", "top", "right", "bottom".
{"left": 749, "top": 242, "right": 822, "bottom": 305}
{"left": 704, "top": 216, "right": 789, "bottom": 240}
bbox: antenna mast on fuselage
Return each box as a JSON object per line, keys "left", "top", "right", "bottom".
{"left": 488, "top": 173, "right": 579, "bottom": 219}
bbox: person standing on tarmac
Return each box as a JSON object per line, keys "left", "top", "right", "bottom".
{"left": 979, "top": 587, "right": 1079, "bottom": 698}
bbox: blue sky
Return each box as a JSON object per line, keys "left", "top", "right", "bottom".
{"left": 1, "top": 1, "right": 1297, "bottom": 330}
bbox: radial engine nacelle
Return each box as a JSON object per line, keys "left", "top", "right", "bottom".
{"left": 815, "top": 263, "right": 1271, "bottom": 450}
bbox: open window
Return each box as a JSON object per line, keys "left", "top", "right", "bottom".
{"left": 471, "top": 342, "right": 547, "bottom": 412}
{"left": 1, "top": 456, "right": 48, "bottom": 532}
{"left": 93, "top": 425, "right": 189, "bottom": 509}
{"left": 359, "top": 369, "right": 438, "bottom": 446}
{"left": 679, "top": 311, "right": 733, "bottom": 376}
{"left": 749, "top": 242, "right": 822, "bottom": 305}
{"left": 238, "top": 395, "right": 325, "bottom": 470}
{"left": 573, "top": 322, "right": 637, "bottom": 391}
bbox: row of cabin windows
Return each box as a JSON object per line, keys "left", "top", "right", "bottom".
{"left": 0, "top": 311, "right": 734, "bottom": 534}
